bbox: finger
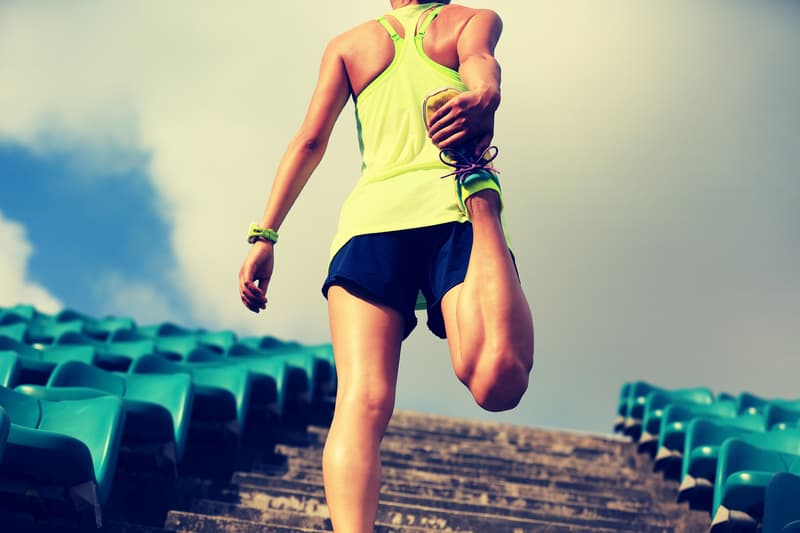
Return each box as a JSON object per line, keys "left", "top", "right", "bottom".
{"left": 241, "top": 294, "right": 261, "bottom": 313}
{"left": 243, "top": 282, "right": 267, "bottom": 306}
{"left": 431, "top": 124, "right": 469, "bottom": 148}
{"left": 427, "top": 105, "right": 458, "bottom": 136}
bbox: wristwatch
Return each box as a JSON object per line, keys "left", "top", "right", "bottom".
{"left": 247, "top": 223, "right": 278, "bottom": 245}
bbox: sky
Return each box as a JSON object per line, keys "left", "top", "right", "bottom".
{"left": 1, "top": 1, "right": 798, "bottom": 434}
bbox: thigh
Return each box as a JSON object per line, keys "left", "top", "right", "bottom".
{"left": 327, "top": 285, "right": 405, "bottom": 411}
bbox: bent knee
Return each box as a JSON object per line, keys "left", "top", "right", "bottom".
{"left": 470, "top": 349, "right": 532, "bottom": 412}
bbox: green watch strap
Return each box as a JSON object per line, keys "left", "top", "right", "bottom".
{"left": 247, "top": 223, "right": 278, "bottom": 245}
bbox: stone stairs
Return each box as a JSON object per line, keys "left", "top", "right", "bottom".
{"left": 3, "top": 410, "right": 711, "bottom": 532}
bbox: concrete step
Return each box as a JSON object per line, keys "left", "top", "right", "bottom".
{"left": 223, "top": 472, "right": 677, "bottom": 532}
{"left": 185, "top": 496, "right": 627, "bottom": 533}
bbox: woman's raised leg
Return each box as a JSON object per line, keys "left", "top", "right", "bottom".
{"left": 441, "top": 190, "right": 534, "bottom": 412}
{"left": 323, "top": 285, "right": 405, "bottom": 532}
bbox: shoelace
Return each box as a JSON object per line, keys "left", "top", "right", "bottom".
{"left": 439, "top": 145, "right": 500, "bottom": 183}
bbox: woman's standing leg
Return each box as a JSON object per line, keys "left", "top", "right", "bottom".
{"left": 441, "top": 189, "right": 534, "bottom": 411}
{"left": 323, "top": 285, "right": 405, "bottom": 532}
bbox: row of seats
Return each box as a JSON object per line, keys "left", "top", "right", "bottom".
{"left": 615, "top": 381, "right": 800, "bottom": 533}
{"left": 0, "top": 303, "right": 337, "bottom": 527}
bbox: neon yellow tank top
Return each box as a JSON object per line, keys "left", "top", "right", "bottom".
{"left": 329, "top": 3, "right": 469, "bottom": 259}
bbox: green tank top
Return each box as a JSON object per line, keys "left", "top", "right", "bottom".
{"left": 329, "top": 3, "right": 469, "bottom": 259}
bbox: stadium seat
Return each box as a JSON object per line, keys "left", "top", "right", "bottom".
{"left": 637, "top": 387, "right": 715, "bottom": 456}
{"left": 129, "top": 355, "right": 250, "bottom": 441}
{"left": 620, "top": 381, "right": 665, "bottom": 441}
{"left": 0, "top": 304, "right": 36, "bottom": 322}
{"left": 653, "top": 401, "right": 738, "bottom": 476}
{"left": 180, "top": 347, "right": 292, "bottom": 418}
{"left": 227, "top": 343, "right": 316, "bottom": 404}
{"left": 765, "top": 400, "right": 800, "bottom": 431}
{"left": 677, "top": 414, "right": 768, "bottom": 507}
{"left": 737, "top": 391, "right": 773, "bottom": 416}
{"left": 613, "top": 382, "right": 632, "bottom": 432}
{"left": 0, "top": 405, "right": 8, "bottom": 460}
{"left": 54, "top": 309, "right": 135, "bottom": 341}
{"left": 56, "top": 331, "right": 156, "bottom": 372}
{"left": 38, "top": 360, "right": 193, "bottom": 464}
{"left": 763, "top": 472, "right": 800, "bottom": 533}
{"left": 0, "top": 385, "right": 125, "bottom": 526}
{"left": 0, "top": 335, "right": 98, "bottom": 384}
{"left": 132, "top": 323, "right": 236, "bottom": 355}
{"left": 0, "top": 322, "right": 26, "bottom": 342}
{"left": 0, "top": 351, "right": 21, "bottom": 388}
{"left": 711, "top": 429, "right": 800, "bottom": 531}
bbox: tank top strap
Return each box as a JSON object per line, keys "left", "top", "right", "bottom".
{"left": 377, "top": 16, "right": 401, "bottom": 42}
{"left": 415, "top": 5, "right": 446, "bottom": 40}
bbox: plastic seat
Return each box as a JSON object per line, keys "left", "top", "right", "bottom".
{"left": 763, "top": 472, "right": 800, "bottom": 533}
{"left": 0, "top": 335, "right": 98, "bottom": 384}
{"left": 765, "top": 400, "right": 800, "bottom": 431}
{"left": 227, "top": 343, "right": 314, "bottom": 403}
{"left": 129, "top": 355, "right": 250, "bottom": 441}
{"left": 637, "top": 387, "right": 715, "bottom": 455}
{"left": 619, "top": 381, "right": 664, "bottom": 441}
{"left": 711, "top": 429, "right": 800, "bottom": 531}
{"left": 50, "top": 360, "right": 192, "bottom": 463}
{"left": 613, "top": 382, "right": 632, "bottom": 432}
{"left": 0, "top": 385, "right": 125, "bottom": 525}
{"left": 737, "top": 391, "right": 773, "bottom": 416}
{"left": 183, "top": 348, "right": 289, "bottom": 419}
{"left": 0, "top": 350, "right": 22, "bottom": 388}
{"left": 24, "top": 317, "right": 85, "bottom": 344}
{"left": 653, "top": 401, "right": 738, "bottom": 476}
{"left": 54, "top": 309, "right": 135, "bottom": 341}
{"left": 0, "top": 405, "right": 9, "bottom": 460}
{"left": 134, "top": 323, "right": 237, "bottom": 356}
{"left": 0, "top": 322, "right": 26, "bottom": 342}
{"left": 0, "top": 304, "right": 36, "bottom": 322}
{"left": 57, "top": 331, "right": 156, "bottom": 372}
{"left": 677, "top": 414, "right": 768, "bottom": 507}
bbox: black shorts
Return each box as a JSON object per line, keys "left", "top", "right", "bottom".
{"left": 322, "top": 222, "right": 474, "bottom": 340}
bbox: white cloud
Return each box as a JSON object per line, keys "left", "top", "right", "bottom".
{"left": 0, "top": 210, "right": 62, "bottom": 314}
{"left": 1, "top": 1, "right": 799, "bottom": 430}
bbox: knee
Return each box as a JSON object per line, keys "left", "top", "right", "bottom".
{"left": 337, "top": 380, "right": 396, "bottom": 430}
{"left": 470, "top": 347, "right": 533, "bottom": 412}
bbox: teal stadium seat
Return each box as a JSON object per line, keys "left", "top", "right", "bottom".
{"left": 0, "top": 305, "right": 36, "bottom": 322}
{"left": 620, "top": 381, "right": 664, "bottom": 440}
{"left": 129, "top": 354, "right": 250, "bottom": 442}
{"left": 765, "top": 400, "right": 800, "bottom": 431}
{"left": 27, "top": 360, "right": 194, "bottom": 466}
{"left": 183, "top": 348, "right": 291, "bottom": 418}
{"left": 0, "top": 406, "right": 9, "bottom": 460}
{"left": 677, "top": 414, "right": 768, "bottom": 507}
{"left": 227, "top": 343, "right": 316, "bottom": 404}
{"left": 613, "top": 382, "right": 632, "bottom": 433}
{"left": 637, "top": 387, "right": 715, "bottom": 456}
{"left": 56, "top": 331, "right": 156, "bottom": 372}
{"left": 133, "top": 322, "right": 237, "bottom": 355}
{"left": 653, "top": 401, "right": 738, "bottom": 477}
{"left": 0, "top": 335, "right": 98, "bottom": 384}
{"left": 711, "top": 429, "right": 800, "bottom": 532}
{"left": 763, "top": 472, "right": 800, "bottom": 533}
{"left": 0, "top": 322, "right": 26, "bottom": 342}
{"left": 0, "top": 385, "right": 125, "bottom": 526}
{"left": 0, "top": 351, "right": 21, "bottom": 388}
{"left": 53, "top": 309, "right": 135, "bottom": 341}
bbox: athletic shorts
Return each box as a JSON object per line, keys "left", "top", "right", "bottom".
{"left": 322, "top": 222, "right": 475, "bottom": 340}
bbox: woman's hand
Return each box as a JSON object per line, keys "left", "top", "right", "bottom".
{"left": 427, "top": 88, "right": 498, "bottom": 156}
{"left": 238, "top": 241, "right": 274, "bottom": 313}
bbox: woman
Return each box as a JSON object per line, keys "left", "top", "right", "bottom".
{"left": 238, "top": 1, "right": 534, "bottom": 530}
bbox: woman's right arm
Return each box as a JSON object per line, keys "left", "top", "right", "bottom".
{"left": 239, "top": 37, "right": 351, "bottom": 313}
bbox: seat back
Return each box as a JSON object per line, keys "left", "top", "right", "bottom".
{"left": 763, "top": 472, "right": 800, "bottom": 533}
{"left": 48, "top": 361, "right": 126, "bottom": 396}
{"left": 0, "top": 385, "right": 42, "bottom": 427}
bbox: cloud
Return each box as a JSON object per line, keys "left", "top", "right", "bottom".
{"left": 0, "top": 210, "right": 62, "bottom": 314}
{"left": 1, "top": 1, "right": 799, "bottom": 430}
{"left": 92, "top": 272, "right": 185, "bottom": 327}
